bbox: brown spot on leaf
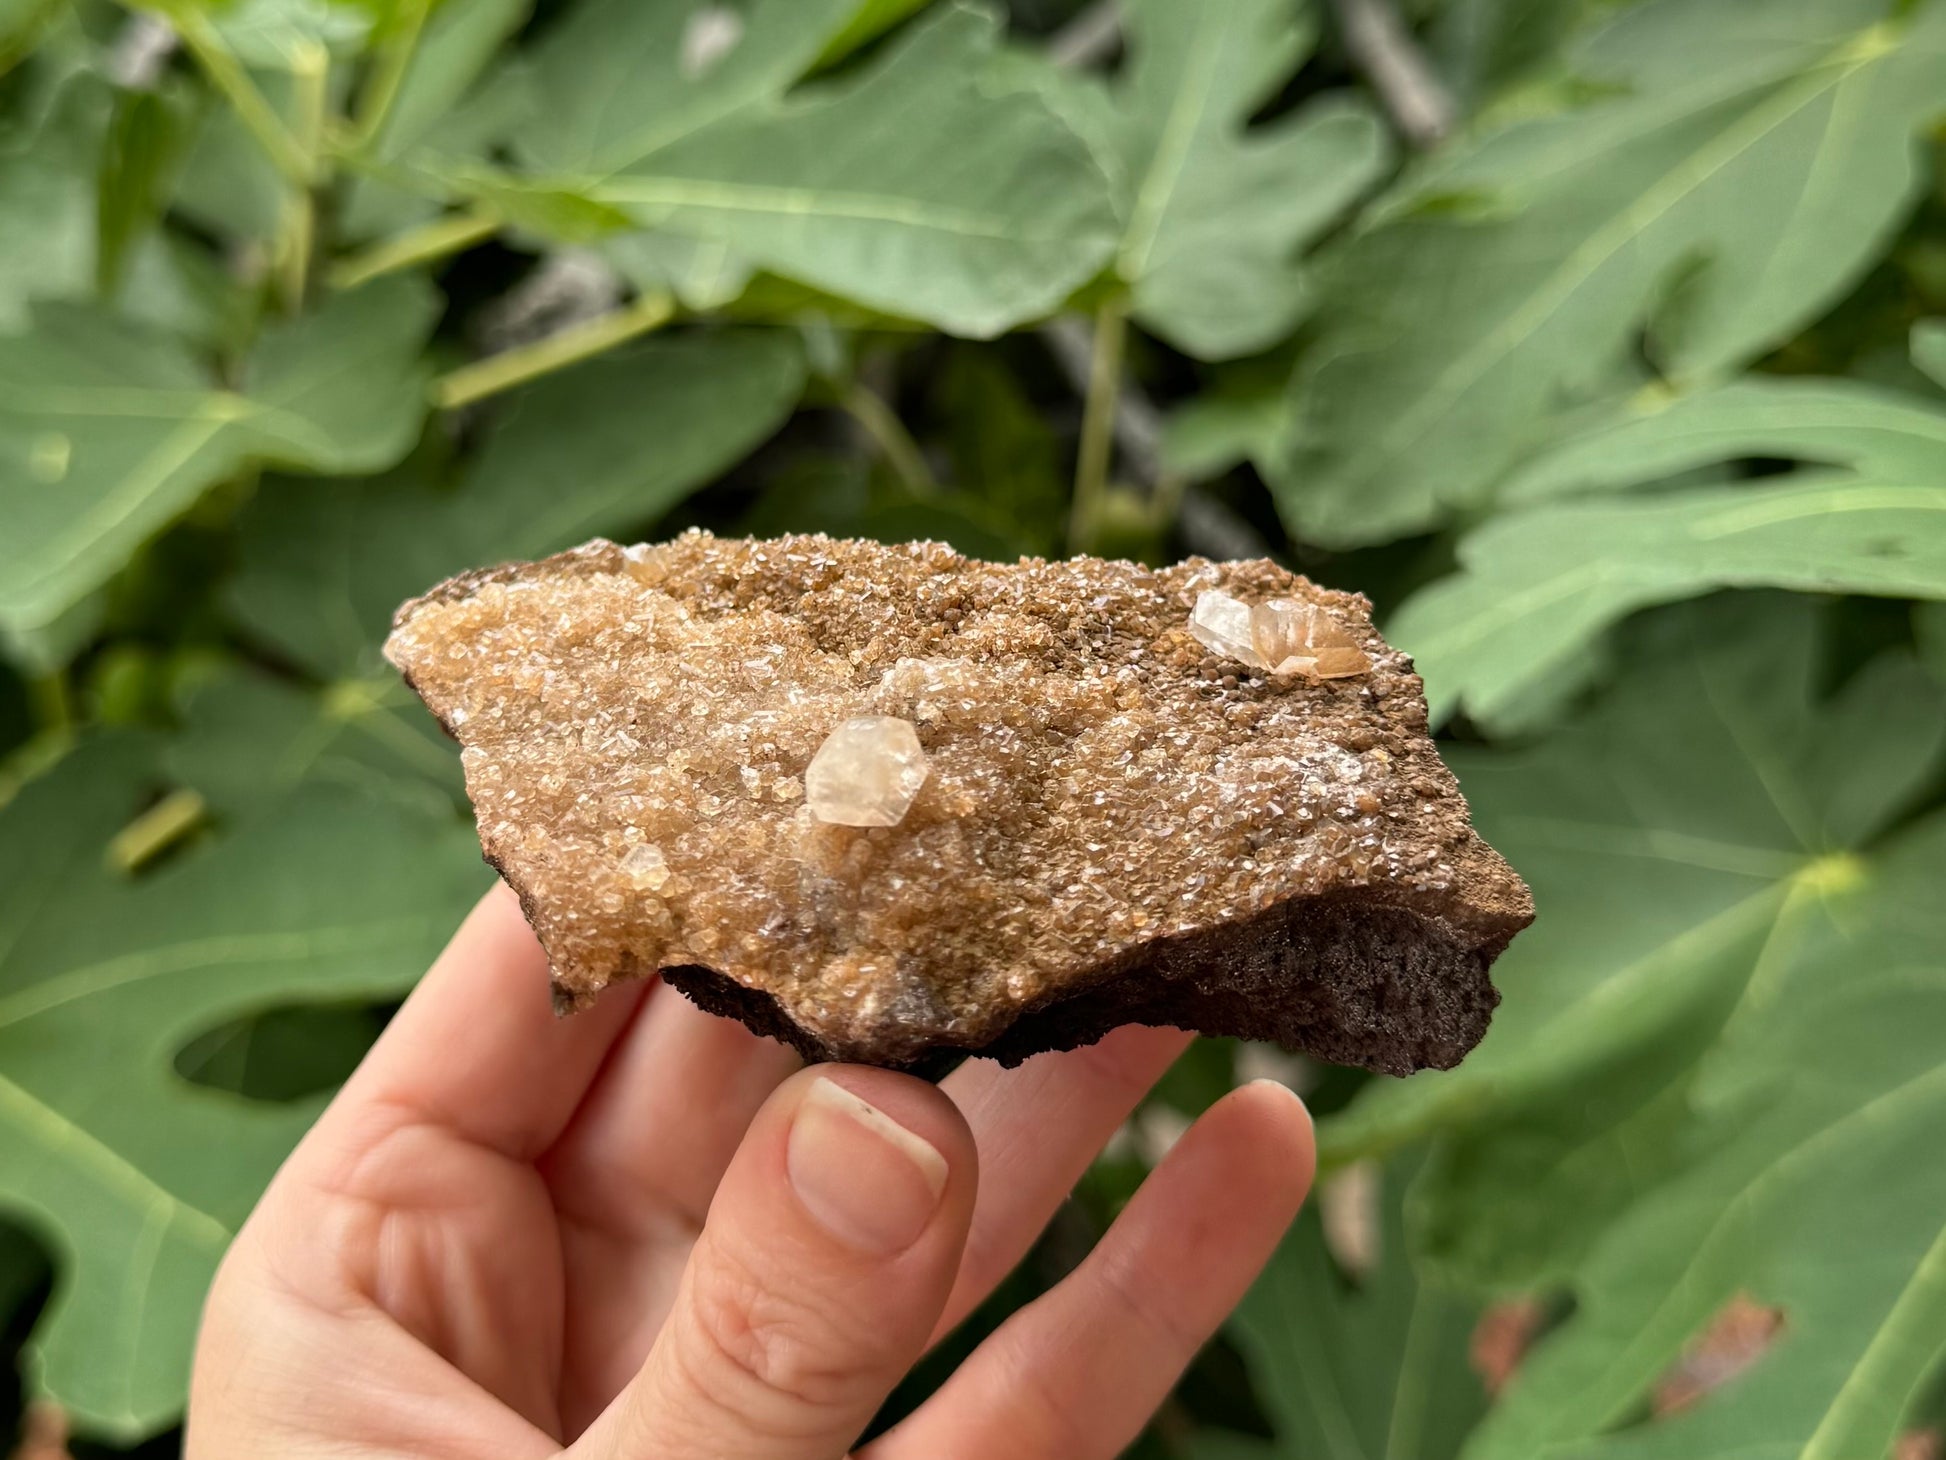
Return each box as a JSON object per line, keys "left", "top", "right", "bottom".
{"left": 1652, "top": 1293, "right": 1784, "bottom": 1416}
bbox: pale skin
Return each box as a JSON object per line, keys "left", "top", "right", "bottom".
{"left": 188, "top": 884, "right": 1316, "bottom": 1459}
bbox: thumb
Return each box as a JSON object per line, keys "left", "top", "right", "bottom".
{"left": 571, "top": 1067, "right": 977, "bottom": 1460}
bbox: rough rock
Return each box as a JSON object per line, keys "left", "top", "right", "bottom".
{"left": 386, "top": 531, "right": 1532, "bottom": 1076}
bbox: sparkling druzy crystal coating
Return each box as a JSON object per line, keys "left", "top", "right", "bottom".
{"left": 806, "top": 716, "right": 930, "bottom": 827}
{"left": 386, "top": 532, "right": 1532, "bottom": 1073}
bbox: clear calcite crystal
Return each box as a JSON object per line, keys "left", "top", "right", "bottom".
{"left": 1192, "top": 590, "right": 1370, "bottom": 680}
{"left": 386, "top": 531, "right": 1531, "bottom": 1073}
{"left": 1251, "top": 599, "right": 1372, "bottom": 680}
{"left": 806, "top": 716, "right": 930, "bottom": 827}
{"left": 1188, "top": 590, "right": 1267, "bottom": 668}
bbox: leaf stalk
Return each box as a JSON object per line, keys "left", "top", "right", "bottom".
{"left": 175, "top": 10, "right": 313, "bottom": 185}
{"left": 329, "top": 206, "right": 502, "bottom": 290}
{"left": 840, "top": 380, "right": 937, "bottom": 497}
{"left": 1068, "top": 297, "right": 1127, "bottom": 551}
{"left": 433, "top": 291, "right": 677, "bottom": 410}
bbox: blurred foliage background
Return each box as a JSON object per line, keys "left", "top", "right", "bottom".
{"left": 4, "top": 0, "right": 1946, "bottom": 1453}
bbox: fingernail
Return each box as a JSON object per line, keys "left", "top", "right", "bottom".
{"left": 787, "top": 1077, "right": 947, "bottom": 1255}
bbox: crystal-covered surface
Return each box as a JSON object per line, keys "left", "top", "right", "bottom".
{"left": 385, "top": 531, "right": 1527, "bottom": 1064}
{"left": 806, "top": 716, "right": 930, "bottom": 827}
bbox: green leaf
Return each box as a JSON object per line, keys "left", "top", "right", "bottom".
{"left": 1272, "top": 0, "right": 1946, "bottom": 545}
{"left": 1190, "top": 1154, "right": 1486, "bottom": 1460}
{"left": 364, "top": 0, "right": 533, "bottom": 160}
{"left": 0, "top": 734, "right": 483, "bottom": 1436}
{"left": 229, "top": 330, "right": 806, "bottom": 678}
{"left": 165, "top": 663, "right": 461, "bottom": 817}
{"left": 1392, "top": 376, "right": 1946, "bottom": 723}
{"left": 140, "top": 0, "right": 376, "bottom": 66}
{"left": 1324, "top": 599, "right": 1946, "bottom": 1289}
{"left": 96, "top": 87, "right": 193, "bottom": 297}
{"left": 1460, "top": 816, "right": 1946, "bottom": 1459}
{"left": 1104, "top": 0, "right": 1389, "bottom": 360}
{"left": 579, "top": 5, "right": 1119, "bottom": 336}
{"left": 0, "top": 275, "right": 437, "bottom": 653}
{"left": 1914, "top": 318, "right": 1946, "bottom": 391}
{"left": 0, "top": 77, "right": 100, "bottom": 330}
{"left": 511, "top": 0, "right": 868, "bottom": 176}
{"left": 337, "top": 0, "right": 536, "bottom": 240}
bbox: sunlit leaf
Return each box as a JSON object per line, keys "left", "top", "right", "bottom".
{"left": 1101, "top": 0, "right": 1388, "bottom": 359}
{"left": 0, "top": 734, "right": 483, "bottom": 1436}
{"left": 1461, "top": 807, "right": 1946, "bottom": 1460}
{"left": 1326, "top": 600, "right": 1946, "bottom": 1305}
{"left": 1393, "top": 376, "right": 1946, "bottom": 723}
{"left": 1271, "top": 0, "right": 1946, "bottom": 544}
{"left": 0, "top": 276, "right": 436, "bottom": 654}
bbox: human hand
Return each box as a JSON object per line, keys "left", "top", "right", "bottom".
{"left": 187, "top": 885, "right": 1314, "bottom": 1459}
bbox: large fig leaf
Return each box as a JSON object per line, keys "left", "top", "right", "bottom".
{"left": 1323, "top": 598, "right": 1946, "bottom": 1456}
{"left": 1324, "top": 598, "right": 1946, "bottom": 1201}
{"left": 1269, "top": 0, "right": 1946, "bottom": 545}
{"left": 0, "top": 735, "right": 484, "bottom": 1437}
{"left": 1392, "top": 377, "right": 1946, "bottom": 723}
{"left": 1099, "top": 0, "right": 1389, "bottom": 359}
{"left": 574, "top": 5, "right": 1119, "bottom": 336}
{"left": 510, "top": 0, "right": 867, "bottom": 176}
{"left": 0, "top": 276, "right": 436, "bottom": 657}
{"left": 1190, "top": 1155, "right": 1486, "bottom": 1460}
{"left": 1459, "top": 784, "right": 1946, "bottom": 1459}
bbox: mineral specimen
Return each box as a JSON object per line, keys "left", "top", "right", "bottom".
{"left": 386, "top": 531, "right": 1532, "bottom": 1076}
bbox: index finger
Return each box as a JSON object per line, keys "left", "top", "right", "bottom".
{"left": 934, "top": 1023, "right": 1193, "bottom": 1341}
{"left": 325, "top": 881, "right": 649, "bottom": 1162}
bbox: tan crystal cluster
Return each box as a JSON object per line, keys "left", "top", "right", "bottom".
{"left": 1189, "top": 590, "right": 1372, "bottom": 679}
{"left": 386, "top": 532, "right": 1532, "bottom": 1073}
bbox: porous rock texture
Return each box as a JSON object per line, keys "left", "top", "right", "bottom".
{"left": 386, "top": 531, "right": 1532, "bottom": 1076}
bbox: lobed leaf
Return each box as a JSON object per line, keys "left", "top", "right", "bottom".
{"left": 0, "top": 734, "right": 484, "bottom": 1436}
{"left": 0, "top": 276, "right": 436, "bottom": 656}
{"left": 573, "top": 5, "right": 1120, "bottom": 337}
{"left": 1269, "top": 0, "right": 1946, "bottom": 545}
{"left": 1393, "top": 376, "right": 1946, "bottom": 723}
{"left": 1103, "top": 0, "right": 1389, "bottom": 360}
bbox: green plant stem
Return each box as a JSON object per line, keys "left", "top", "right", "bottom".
{"left": 840, "top": 380, "right": 936, "bottom": 496}
{"left": 329, "top": 206, "right": 502, "bottom": 289}
{"left": 1068, "top": 298, "right": 1127, "bottom": 552}
{"left": 433, "top": 291, "right": 677, "bottom": 410}
{"left": 350, "top": 0, "right": 429, "bottom": 151}
{"left": 107, "top": 790, "right": 208, "bottom": 874}
{"left": 277, "top": 39, "right": 329, "bottom": 312}
{"left": 176, "top": 11, "right": 312, "bottom": 185}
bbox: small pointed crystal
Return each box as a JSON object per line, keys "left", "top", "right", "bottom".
{"left": 1251, "top": 599, "right": 1371, "bottom": 680}
{"left": 806, "top": 716, "right": 930, "bottom": 827}
{"left": 1188, "top": 591, "right": 1267, "bottom": 668}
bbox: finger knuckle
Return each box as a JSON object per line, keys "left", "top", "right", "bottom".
{"left": 678, "top": 1248, "right": 871, "bottom": 1424}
